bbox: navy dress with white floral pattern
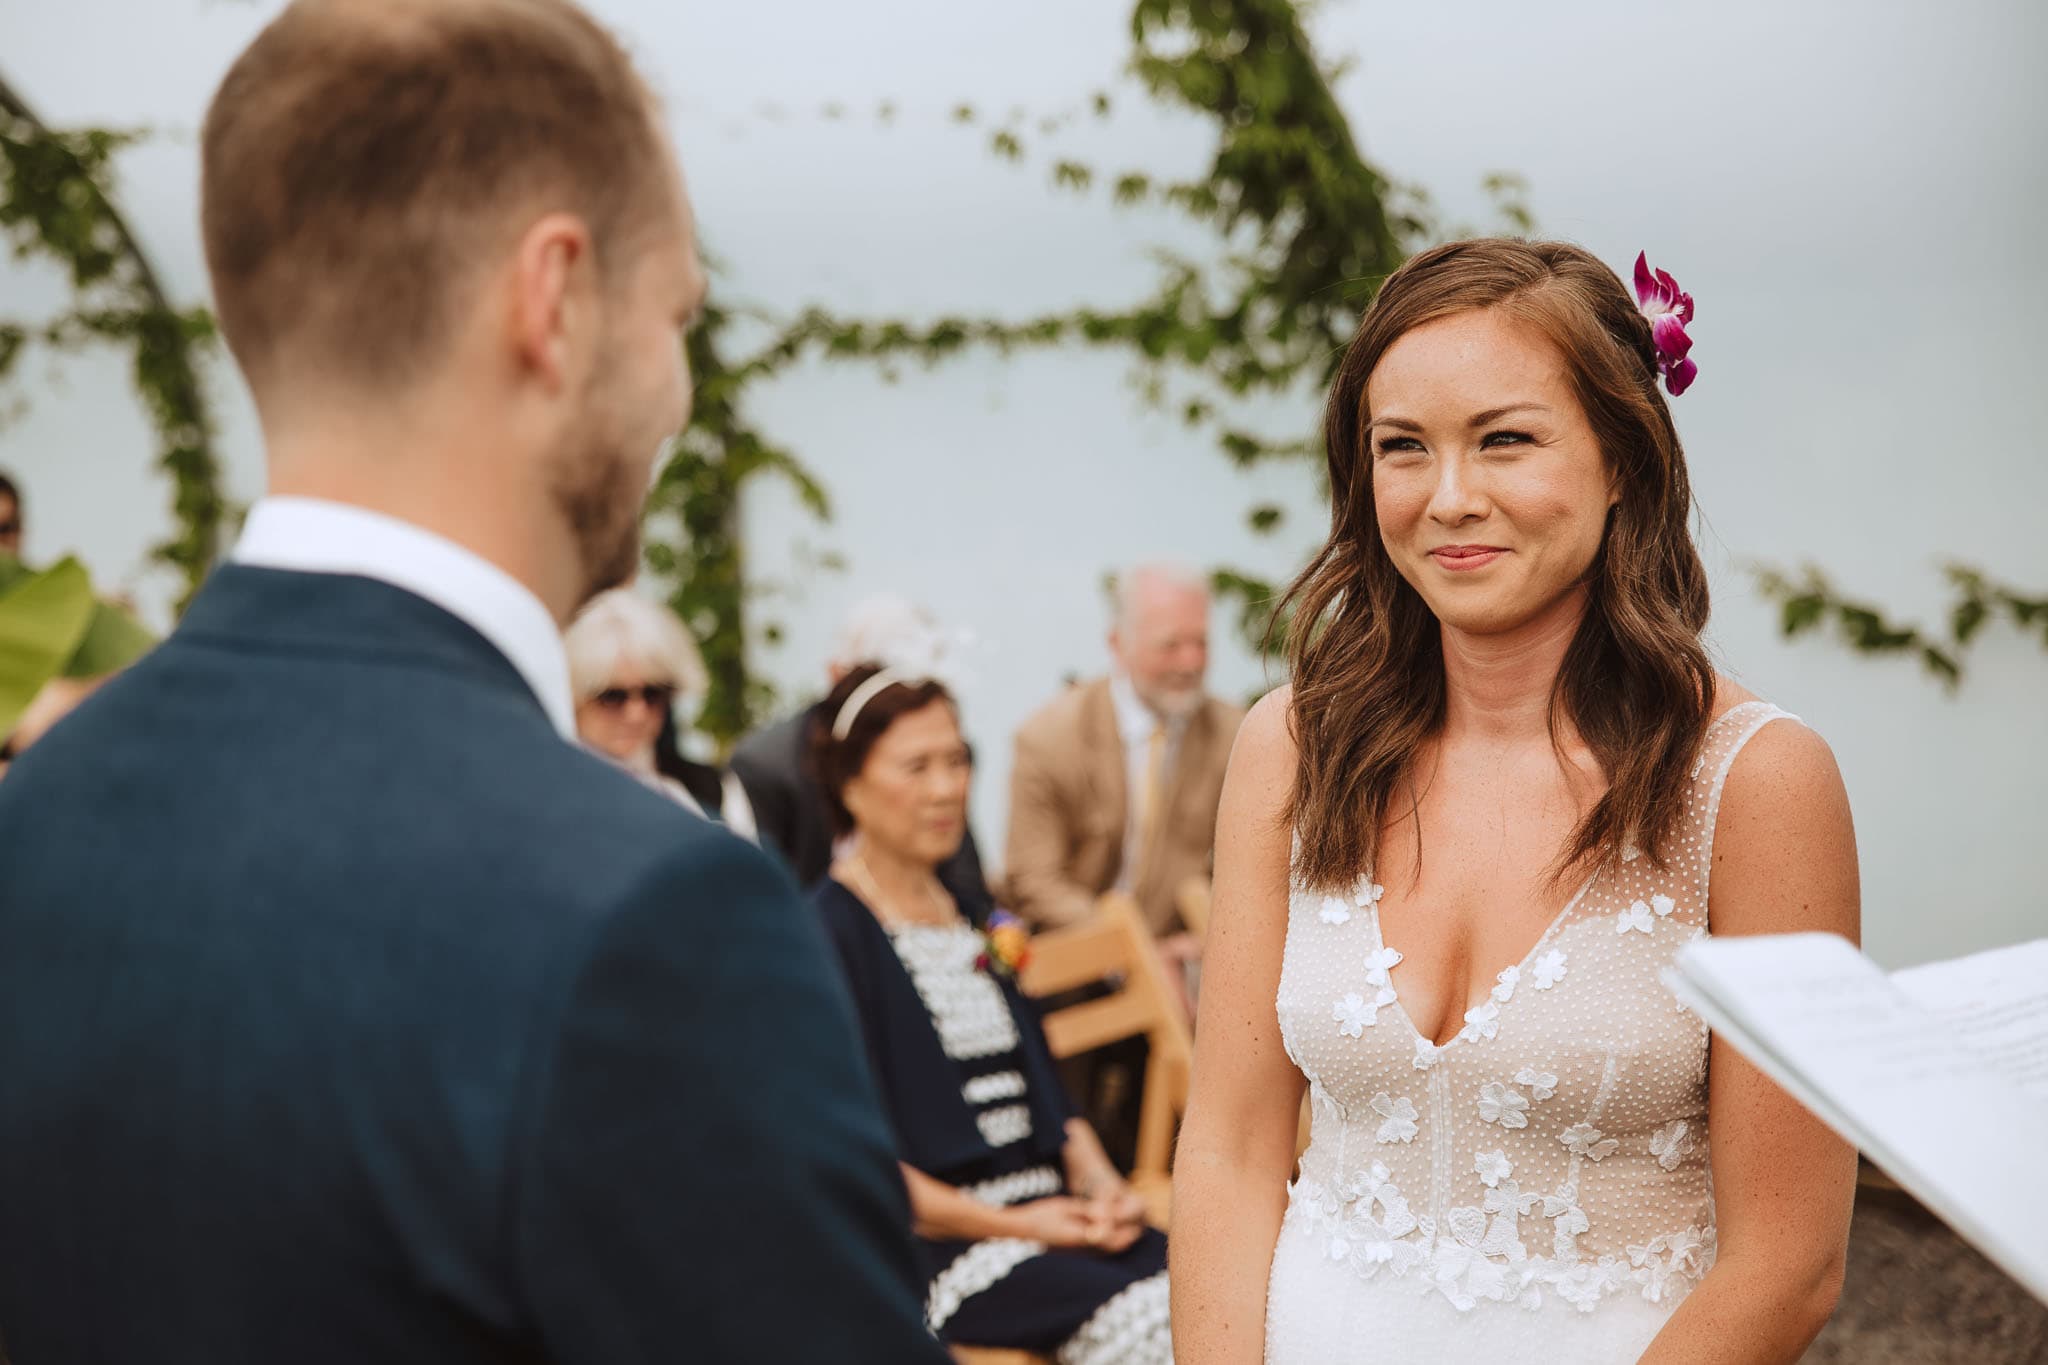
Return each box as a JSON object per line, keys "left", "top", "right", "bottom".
{"left": 814, "top": 879, "right": 1171, "bottom": 1362}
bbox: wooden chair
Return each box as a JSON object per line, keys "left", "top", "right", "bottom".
{"left": 1020, "top": 891, "right": 1193, "bottom": 1229}
{"left": 952, "top": 1350, "right": 1041, "bottom": 1365}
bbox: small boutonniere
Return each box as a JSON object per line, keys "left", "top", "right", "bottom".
{"left": 976, "top": 909, "right": 1033, "bottom": 982}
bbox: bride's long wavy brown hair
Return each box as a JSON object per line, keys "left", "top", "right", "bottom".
{"left": 1282, "top": 238, "right": 1716, "bottom": 894}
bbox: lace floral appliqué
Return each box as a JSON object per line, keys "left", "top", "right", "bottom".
{"left": 1491, "top": 965, "right": 1521, "bottom": 1003}
{"left": 1559, "top": 1123, "right": 1619, "bottom": 1161}
{"left": 1460, "top": 1000, "right": 1503, "bottom": 1043}
{"left": 1363, "top": 945, "right": 1402, "bottom": 986}
{"left": 1370, "top": 1091, "right": 1418, "bottom": 1144}
{"left": 1478, "top": 1081, "right": 1530, "bottom": 1129}
{"left": 1649, "top": 1119, "right": 1693, "bottom": 1171}
{"left": 1334, "top": 988, "right": 1395, "bottom": 1037}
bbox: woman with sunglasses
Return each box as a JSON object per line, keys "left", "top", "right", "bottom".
{"left": 564, "top": 588, "right": 756, "bottom": 839}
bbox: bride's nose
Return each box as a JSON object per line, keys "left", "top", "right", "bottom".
{"left": 1426, "top": 452, "right": 1489, "bottom": 526}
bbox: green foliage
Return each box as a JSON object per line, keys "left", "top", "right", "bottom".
{"left": 1752, "top": 562, "right": 2048, "bottom": 691}
{"left": 644, "top": 299, "right": 833, "bottom": 748}
{"left": 687, "top": 0, "right": 1531, "bottom": 674}
{"left": 0, "top": 76, "right": 225, "bottom": 612}
{"left": 0, "top": 553, "right": 154, "bottom": 729}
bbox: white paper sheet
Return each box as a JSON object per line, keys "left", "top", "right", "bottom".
{"left": 1664, "top": 932, "right": 2048, "bottom": 1304}
{"left": 1893, "top": 939, "right": 2048, "bottom": 1104}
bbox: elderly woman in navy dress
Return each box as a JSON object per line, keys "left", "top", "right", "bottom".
{"left": 809, "top": 664, "right": 1172, "bottom": 1363}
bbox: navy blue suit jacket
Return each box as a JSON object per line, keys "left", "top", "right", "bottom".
{"left": 0, "top": 565, "right": 948, "bottom": 1364}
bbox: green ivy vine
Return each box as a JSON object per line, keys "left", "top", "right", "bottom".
{"left": 0, "top": 73, "right": 225, "bottom": 612}
{"left": 648, "top": 0, "right": 1527, "bottom": 743}
{"left": 1753, "top": 563, "right": 2048, "bottom": 690}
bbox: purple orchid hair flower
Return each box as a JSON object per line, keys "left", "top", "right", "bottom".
{"left": 1633, "top": 251, "right": 1697, "bottom": 396}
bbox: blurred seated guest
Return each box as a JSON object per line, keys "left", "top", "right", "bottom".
{"left": 1007, "top": 563, "right": 1243, "bottom": 952}
{"left": 0, "top": 471, "right": 21, "bottom": 559}
{"left": 810, "top": 665, "right": 1170, "bottom": 1360}
{"left": 0, "top": 555, "right": 155, "bottom": 779}
{"left": 733, "top": 592, "right": 986, "bottom": 895}
{"left": 564, "top": 588, "right": 755, "bottom": 838}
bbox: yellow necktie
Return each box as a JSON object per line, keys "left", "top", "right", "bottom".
{"left": 1136, "top": 722, "right": 1168, "bottom": 872}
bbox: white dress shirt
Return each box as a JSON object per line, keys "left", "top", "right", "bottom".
{"left": 1109, "top": 671, "right": 1187, "bottom": 892}
{"left": 232, "top": 496, "right": 576, "bottom": 739}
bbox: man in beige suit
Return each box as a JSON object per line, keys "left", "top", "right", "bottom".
{"left": 1006, "top": 564, "right": 1244, "bottom": 950}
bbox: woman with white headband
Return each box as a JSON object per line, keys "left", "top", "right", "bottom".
{"left": 808, "top": 663, "right": 1172, "bottom": 1361}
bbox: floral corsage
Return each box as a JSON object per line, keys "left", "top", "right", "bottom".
{"left": 976, "top": 909, "right": 1033, "bottom": 982}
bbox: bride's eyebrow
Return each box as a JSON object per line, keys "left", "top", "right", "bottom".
{"left": 1467, "top": 402, "right": 1550, "bottom": 426}
{"left": 1368, "top": 402, "right": 1552, "bottom": 434}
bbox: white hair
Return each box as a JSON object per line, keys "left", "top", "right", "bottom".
{"left": 832, "top": 593, "right": 939, "bottom": 672}
{"left": 563, "top": 588, "right": 710, "bottom": 701}
{"left": 1113, "top": 561, "right": 1211, "bottom": 632}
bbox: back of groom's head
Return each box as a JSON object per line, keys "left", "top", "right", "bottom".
{"left": 202, "top": 0, "right": 705, "bottom": 611}
{"left": 201, "top": 0, "right": 670, "bottom": 397}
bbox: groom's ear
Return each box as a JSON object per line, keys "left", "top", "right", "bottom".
{"left": 504, "top": 213, "right": 598, "bottom": 395}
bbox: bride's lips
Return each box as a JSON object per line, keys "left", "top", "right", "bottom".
{"left": 1429, "top": 544, "right": 1508, "bottom": 571}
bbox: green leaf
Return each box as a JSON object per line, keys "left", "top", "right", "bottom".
{"left": 1921, "top": 647, "right": 1962, "bottom": 688}
{"left": 1219, "top": 430, "right": 1262, "bottom": 465}
{"left": 65, "top": 594, "right": 154, "bottom": 677}
{"left": 1780, "top": 595, "right": 1825, "bottom": 636}
{"left": 1951, "top": 596, "right": 1988, "bottom": 645}
{"left": 0, "top": 556, "right": 95, "bottom": 732}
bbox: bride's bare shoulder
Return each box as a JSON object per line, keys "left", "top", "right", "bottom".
{"left": 1217, "top": 685, "right": 1298, "bottom": 842}
{"left": 1709, "top": 674, "right": 1763, "bottom": 722}
{"left": 1232, "top": 684, "right": 1299, "bottom": 768}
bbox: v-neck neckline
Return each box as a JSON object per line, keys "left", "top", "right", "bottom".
{"left": 1372, "top": 864, "right": 1601, "bottom": 1052}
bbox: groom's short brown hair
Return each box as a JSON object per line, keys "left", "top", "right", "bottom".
{"left": 201, "top": 0, "right": 669, "bottom": 392}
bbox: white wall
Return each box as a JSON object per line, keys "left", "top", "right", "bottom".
{"left": 6, "top": 0, "right": 2044, "bottom": 967}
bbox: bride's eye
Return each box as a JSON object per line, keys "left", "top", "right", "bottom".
{"left": 1375, "top": 436, "right": 1424, "bottom": 456}
{"left": 1481, "top": 430, "right": 1534, "bottom": 448}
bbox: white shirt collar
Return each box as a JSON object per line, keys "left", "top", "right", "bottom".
{"left": 231, "top": 496, "right": 576, "bottom": 739}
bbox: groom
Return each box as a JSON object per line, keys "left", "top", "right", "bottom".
{"left": 0, "top": 3, "right": 947, "bottom": 1362}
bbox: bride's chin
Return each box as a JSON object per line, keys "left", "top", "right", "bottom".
{"left": 1417, "top": 592, "right": 1530, "bottom": 637}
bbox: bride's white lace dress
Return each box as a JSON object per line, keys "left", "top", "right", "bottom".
{"left": 1265, "top": 702, "right": 1793, "bottom": 1363}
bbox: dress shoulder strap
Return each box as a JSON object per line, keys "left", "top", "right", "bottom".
{"left": 1670, "top": 699, "right": 1800, "bottom": 916}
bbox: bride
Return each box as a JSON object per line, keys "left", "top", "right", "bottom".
{"left": 1170, "top": 239, "right": 1860, "bottom": 1363}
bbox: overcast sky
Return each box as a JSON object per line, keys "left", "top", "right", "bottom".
{"left": 5, "top": 0, "right": 2045, "bottom": 964}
